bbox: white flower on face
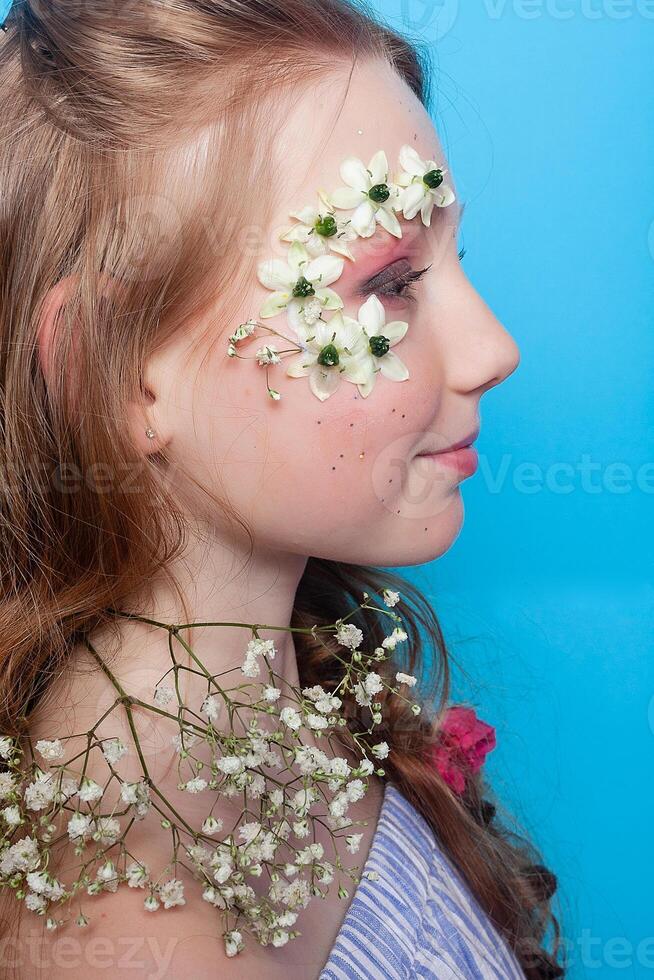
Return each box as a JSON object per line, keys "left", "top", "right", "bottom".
{"left": 284, "top": 311, "right": 372, "bottom": 402}
{"left": 257, "top": 241, "right": 344, "bottom": 327}
{"left": 67, "top": 812, "right": 93, "bottom": 842}
{"left": 101, "top": 738, "right": 128, "bottom": 766}
{"left": 35, "top": 739, "right": 64, "bottom": 762}
{"left": 158, "top": 878, "right": 185, "bottom": 909}
{"left": 349, "top": 295, "right": 410, "bottom": 398}
{"left": 328, "top": 150, "right": 402, "bottom": 239}
{"left": 395, "top": 144, "right": 456, "bottom": 226}
{"left": 280, "top": 195, "right": 359, "bottom": 261}
{"left": 395, "top": 671, "right": 417, "bottom": 687}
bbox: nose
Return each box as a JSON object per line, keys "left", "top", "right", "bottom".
{"left": 445, "top": 285, "right": 520, "bottom": 396}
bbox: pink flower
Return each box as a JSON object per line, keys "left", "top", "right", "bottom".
{"left": 430, "top": 705, "right": 496, "bottom": 794}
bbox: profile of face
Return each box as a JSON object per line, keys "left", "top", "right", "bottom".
{"left": 142, "top": 58, "right": 520, "bottom": 568}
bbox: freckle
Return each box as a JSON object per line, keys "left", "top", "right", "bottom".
{"left": 401, "top": 414, "right": 405, "bottom": 419}
{"left": 397, "top": 510, "right": 401, "bottom": 514}
{"left": 332, "top": 466, "right": 336, "bottom": 471}
{"left": 391, "top": 408, "right": 396, "bottom": 413}
{"left": 339, "top": 454, "right": 344, "bottom": 458}
{"left": 388, "top": 479, "right": 393, "bottom": 483}
{"left": 349, "top": 423, "right": 354, "bottom": 427}
{"left": 317, "top": 420, "right": 321, "bottom": 425}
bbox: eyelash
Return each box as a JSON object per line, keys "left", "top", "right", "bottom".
{"left": 375, "top": 246, "right": 467, "bottom": 303}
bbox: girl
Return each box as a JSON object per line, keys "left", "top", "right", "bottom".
{"left": 0, "top": 1, "right": 563, "bottom": 977}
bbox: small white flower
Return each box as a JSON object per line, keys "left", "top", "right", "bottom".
{"left": 35, "top": 739, "right": 64, "bottom": 762}
{"left": 263, "top": 685, "right": 281, "bottom": 702}
{"left": 183, "top": 777, "right": 208, "bottom": 795}
{"left": 0, "top": 737, "right": 16, "bottom": 761}
{"left": 101, "top": 738, "right": 128, "bottom": 765}
{"left": 346, "top": 779, "right": 365, "bottom": 803}
{"left": 94, "top": 817, "right": 121, "bottom": 845}
{"left": 1, "top": 805, "right": 21, "bottom": 828}
{"left": 395, "top": 144, "right": 456, "bottom": 226}
{"left": 24, "top": 892, "right": 46, "bottom": 912}
{"left": 202, "top": 815, "right": 223, "bottom": 835}
{"left": 171, "top": 730, "right": 198, "bottom": 754}
{"left": 257, "top": 241, "right": 344, "bottom": 326}
{"left": 0, "top": 772, "right": 17, "bottom": 800}
{"left": 335, "top": 622, "right": 364, "bottom": 650}
{"left": 77, "top": 777, "right": 103, "bottom": 804}
{"left": 328, "top": 150, "right": 403, "bottom": 238}
{"left": 217, "top": 755, "right": 244, "bottom": 776}
{"left": 154, "top": 685, "right": 175, "bottom": 707}
{"left": 25, "top": 871, "right": 65, "bottom": 901}
{"left": 305, "top": 713, "right": 329, "bottom": 732}
{"left": 280, "top": 196, "right": 359, "bottom": 260}
{"left": 346, "top": 833, "right": 363, "bottom": 854}
{"left": 284, "top": 312, "right": 373, "bottom": 403}
{"left": 126, "top": 861, "right": 149, "bottom": 888}
{"left": 67, "top": 812, "right": 93, "bottom": 842}
{"left": 382, "top": 589, "right": 401, "bottom": 607}
{"left": 24, "top": 771, "right": 56, "bottom": 811}
{"left": 255, "top": 343, "right": 281, "bottom": 366}
{"left": 371, "top": 741, "right": 390, "bottom": 760}
{"left": 350, "top": 295, "right": 410, "bottom": 399}
{"left": 201, "top": 695, "right": 220, "bottom": 723}
{"left": 158, "top": 878, "right": 185, "bottom": 909}
{"left": 225, "top": 930, "right": 244, "bottom": 957}
{"left": 382, "top": 627, "right": 409, "bottom": 651}
{"left": 395, "top": 671, "right": 417, "bottom": 687}
{"left": 144, "top": 894, "right": 160, "bottom": 912}
{"left": 279, "top": 707, "right": 302, "bottom": 732}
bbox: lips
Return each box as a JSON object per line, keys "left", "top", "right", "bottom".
{"left": 417, "top": 427, "right": 480, "bottom": 456}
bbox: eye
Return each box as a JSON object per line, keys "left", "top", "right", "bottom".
{"left": 359, "top": 260, "right": 432, "bottom": 305}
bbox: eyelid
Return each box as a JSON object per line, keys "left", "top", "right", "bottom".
{"left": 360, "top": 257, "right": 414, "bottom": 294}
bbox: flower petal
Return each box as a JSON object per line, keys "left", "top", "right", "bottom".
{"left": 287, "top": 241, "right": 310, "bottom": 276}
{"left": 286, "top": 353, "right": 315, "bottom": 378}
{"left": 280, "top": 225, "right": 311, "bottom": 244}
{"left": 289, "top": 205, "right": 318, "bottom": 224}
{"left": 420, "top": 196, "right": 435, "bottom": 227}
{"left": 329, "top": 187, "right": 364, "bottom": 210}
{"left": 340, "top": 156, "right": 369, "bottom": 191}
{"left": 350, "top": 200, "right": 376, "bottom": 238}
{"left": 356, "top": 370, "right": 378, "bottom": 398}
{"left": 343, "top": 355, "right": 376, "bottom": 386}
{"left": 315, "top": 287, "right": 343, "bottom": 311}
{"left": 309, "top": 365, "right": 341, "bottom": 401}
{"left": 436, "top": 183, "right": 456, "bottom": 208}
{"left": 400, "top": 182, "right": 426, "bottom": 221}
{"left": 368, "top": 150, "right": 389, "bottom": 185}
{"left": 259, "top": 292, "right": 290, "bottom": 318}
{"left": 383, "top": 320, "right": 409, "bottom": 345}
{"left": 379, "top": 351, "right": 410, "bottom": 381}
{"left": 304, "top": 254, "right": 344, "bottom": 288}
{"left": 399, "top": 144, "right": 425, "bottom": 177}
{"left": 257, "top": 259, "right": 293, "bottom": 291}
{"left": 376, "top": 206, "right": 402, "bottom": 238}
{"left": 357, "top": 294, "right": 385, "bottom": 335}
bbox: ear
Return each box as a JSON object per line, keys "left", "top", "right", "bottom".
{"left": 36, "top": 275, "right": 169, "bottom": 458}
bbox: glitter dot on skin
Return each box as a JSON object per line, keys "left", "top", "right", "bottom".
{"left": 359, "top": 452, "right": 365, "bottom": 459}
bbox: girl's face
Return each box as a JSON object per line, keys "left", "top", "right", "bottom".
{"left": 145, "top": 59, "right": 520, "bottom": 566}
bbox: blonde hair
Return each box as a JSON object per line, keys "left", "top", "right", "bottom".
{"left": 0, "top": 2, "right": 563, "bottom": 975}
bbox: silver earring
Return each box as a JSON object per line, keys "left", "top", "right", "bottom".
{"left": 145, "top": 427, "right": 156, "bottom": 440}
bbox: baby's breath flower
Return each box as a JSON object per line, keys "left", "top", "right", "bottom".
{"left": 263, "top": 685, "right": 281, "bottom": 702}
{"left": 0, "top": 737, "right": 15, "bottom": 761}
{"left": 101, "top": 737, "right": 128, "bottom": 765}
{"left": 154, "top": 686, "right": 175, "bottom": 707}
{"left": 126, "top": 862, "right": 149, "bottom": 888}
{"left": 0, "top": 772, "right": 17, "bottom": 800}
{"left": 279, "top": 707, "right": 302, "bottom": 731}
{"left": 35, "top": 739, "right": 64, "bottom": 762}
{"left": 77, "top": 777, "right": 103, "bottom": 804}
{"left": 1, "top": 805, "right": 21, "bottom": 828}
{"left": 335, "top": 622, "right": 364, "bottom": 650}
{"left": 371, "top": 741, "right": 390, "bottom": 760}
{"left": 395, "top": 671, "right": 417, "bottom": 687}
{"left": 202, "top": 815, "right": 223, "bottom": 835}
{"left": 225, "top": 930, "right": 244, "bottom": 957}
{"left": 382, "top": 589, "right": 401, "bottom": 607}
{"left": 345, "top": 833, "right": 363, "bottom": 854}
{"left": 158, "top": 878, "right": 185, "bottom": 909}
{"left": 201, "top": 695, "right": 220, "bottom": 722}
{"left": 144, "top": 894, "right": 160, "bottom": 912}
{"left": 382, "top": 627, "right": 408, "bottom": 651}
{"left": 183, "top": 777, "right": 208, "bottom": 795}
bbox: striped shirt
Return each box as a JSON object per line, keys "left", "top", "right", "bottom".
{"left": 320, "top": 783, "right": 525, "bottom": 980}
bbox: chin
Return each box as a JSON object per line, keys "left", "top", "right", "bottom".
{"left": 348, "top": 493, "right": 465, "bottom": 568}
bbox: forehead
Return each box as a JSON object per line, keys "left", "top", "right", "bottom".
{"left": 269, "top": 57, "right": 451, "bottom": 227}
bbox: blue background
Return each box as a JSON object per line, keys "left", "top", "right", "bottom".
{"left": 375, "top": 1, "right": 653, "bottom": 976}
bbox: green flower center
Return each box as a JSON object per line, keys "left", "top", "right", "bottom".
{"left": 314, "top": 214, "right": 337, "bottom": 237}
{"left": 368, "top": 183, "right": 390, "bottom": 204}
{"left": 292, "top": 275, "right": 315, "bottom": 298}
{"left": 317, "top": 343, "right": 340, "bottom": 367}
{"left": 369, "top": 335, "right": 390, "bottom": 358}
{"left": 423, "top": 169, "right": 444, "bottom": 189}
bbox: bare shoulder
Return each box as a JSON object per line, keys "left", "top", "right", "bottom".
{"left": 11, "top": 890, "right": 291, "bottom": 980}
